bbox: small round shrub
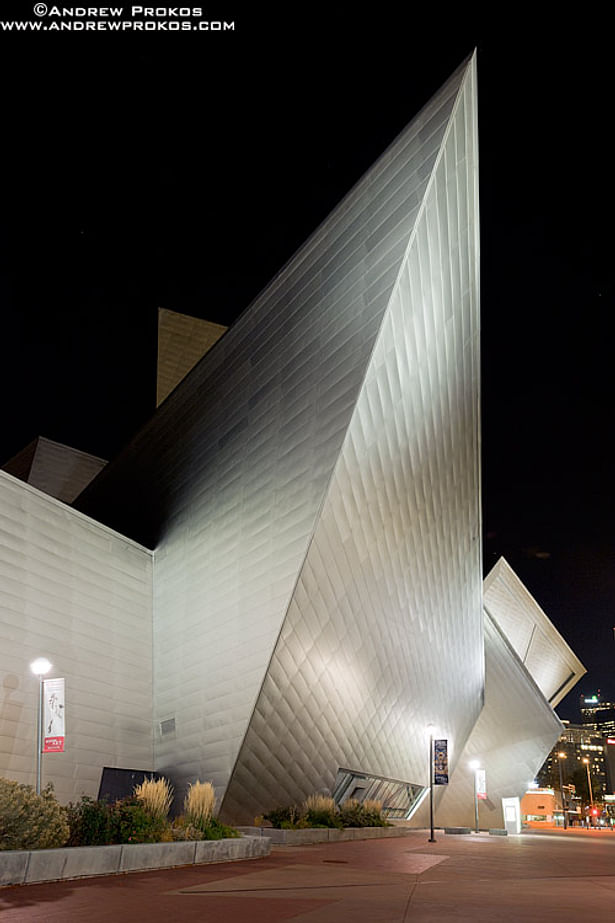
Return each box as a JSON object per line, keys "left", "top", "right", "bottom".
{"left": 263, "top": 804, "right": 304, "bottom": 829}
{"left": 201, "top": 817, "right": 240, "bottom": 840}
{"left": 66, "top": 796, "right": 113, "bottom": 846}
{"left": 109, "top": 798, "right": 169, "bottom": 843}
{"left": 0, "top": 778, "right": 69, "bottom": 850}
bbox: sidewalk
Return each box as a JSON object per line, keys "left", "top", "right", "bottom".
{"left": 2, "top": 828, "right": 615, "bottom": 921}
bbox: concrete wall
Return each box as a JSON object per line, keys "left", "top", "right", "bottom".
{"left": 0, "top": 837, "right": 270, "bottom": 888}
{"left": 0, "top": 472, "right": 153, "bottom": 803}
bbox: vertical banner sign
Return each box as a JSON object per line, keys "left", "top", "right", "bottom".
{"left": 434, "top": 739, "right": 449, "bottom": 785}
{"left": 43, "top": 677, "right": 65, "bottom": 753}
{"left": 476, "top": 768, "right": 487, "bottom": 800}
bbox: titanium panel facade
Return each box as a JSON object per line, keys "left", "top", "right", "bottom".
{"left": 0, "top": 471, "right": 153, "bottom": 803}
{"left": 3, "top": 436, "right": 107, "bottom": 505}
{"left": 156, "top": 308, "right": 227, "bottom": 407}
{"left": 422, "top": 609, "right": 565, "bottom": 830}
{"left": 74, "top": 56, "right": 480, "bottom": 813}
{"left": 412, "top": 558, "right": 585, "bottom": 830}
{"left": 484, "top": 558, "right": 585, "bottom": 707}
{"left": 223, "top": 58, "right": 482, "bottom": 822}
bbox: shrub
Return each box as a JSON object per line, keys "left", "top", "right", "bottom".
{"left": 184, "top": 781, "right": 216, "bottom": 831}
{"left": 66, "top": 796, "right": 113, "bottom": 846}
{"left": 304, "top": 794, "right": 341, "bottom": 829}
{"left": 263, "top": 804, "right": 304, "bottom": 829}
{"left": 109, "top": 798, "right": 168, "bottom": 844}
{"left": 170, "top": 817, "right": 204, "bottom": 841}
{"left": 201, "top": 817, "right": 240, "bottom": 840}
{"left": 0, "top": 778, "right": 69, "bottom": 850}
{"left": 134, "top": 776, "right": 174, "bottom": 821}
{"left": 67, "top": 795, "right": 171, "bottom": 846}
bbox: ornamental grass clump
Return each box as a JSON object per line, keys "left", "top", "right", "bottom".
{"left": 339, "top": 797, "right": 387, "bottom": 827}
{"left": 184, "top": 781, "right": 216, "bottom": 830}
{"left": 181, "top": 781, "right": 239, "bottom": 840}
{"left": 361, "top": 799, "right": 387, "bottom": 826}
{"left": 339, "top": 797, "right": 365, "bottom": 828}
{"left": 134, "top": 776, "right": 174, "bottom": 821}
{"left": 304, "top": 793, "right": 341, "bottom": 828}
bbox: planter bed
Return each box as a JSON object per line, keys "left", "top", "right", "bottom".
{"left": 236, "top": 825, "right": 414, "bottom": 845}
{"left": 1, "top": 836, "right": 270, "bottom": 888}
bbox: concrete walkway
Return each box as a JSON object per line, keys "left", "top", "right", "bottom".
{"left": 2, "top": 828, "right": 615, "bottom": 921}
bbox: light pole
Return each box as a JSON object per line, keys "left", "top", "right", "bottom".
{"left": 469, "top": 760, "right": 480, "bottom": 833}
{"left": 557, "top": 752, "right": 568, "bottom": 829}
{"left": 30, "top": 658, "right": 52, "bottom": 795}
{"left": 582, "top": 757, "right": 594, "bottom": 821}
{"left": 427, "top": 724, "right": 436, "bottom": 843}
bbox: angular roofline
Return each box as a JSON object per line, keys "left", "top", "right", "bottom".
{"left": 484, "top": 556, "right": 586, "bottom": 707}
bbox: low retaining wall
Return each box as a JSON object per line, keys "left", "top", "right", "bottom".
{"left": 1, "top": 836, "right": 270, "bottom": 888}
{"left": 236, "top": 826, "right": 414, "bottom": 845}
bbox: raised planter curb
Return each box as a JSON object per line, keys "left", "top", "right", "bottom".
{"left": 235, "top": 826, "right": 413, "bottom": 846}
{"left": 444, "top": 827, "right": 472, "bottom": 835}
{"left": 0, "top": 836, "right": 270, "bottom": 888}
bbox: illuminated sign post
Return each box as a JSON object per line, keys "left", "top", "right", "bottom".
{"left": 434, "top": 740, "right": 449, "bottom": 785}
{"left": 42, "top": 677, "right": 65, "bottom": 753}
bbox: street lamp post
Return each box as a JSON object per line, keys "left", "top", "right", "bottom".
{"left": 30, "top": 658, "right": 52, "bottom": 795}
{"left": 469, "top": 760, "right": 480, "bottom": 833}
{"left": 582, "top": 757, "right": 594, "bottom": 822}
{"left": 427, "top": 724, "right": 436, "bottom": 843}
{"left": 557, "top": 752, "right": 568, "bottom": 829}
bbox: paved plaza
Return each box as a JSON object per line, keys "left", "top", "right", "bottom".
{"left": 2, "top": 828, "right": 615, "bottom": 921}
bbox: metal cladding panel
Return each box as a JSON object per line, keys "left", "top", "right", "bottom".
{"left": 156, "top": 308, "right": 227, "bottom": 407}
{"left": 27, "top": 437, "right": 108, "bottom": 504}
{"left": 2, "top": 439, "right": 37, "bottom": 481}
{"left": 148, "top": 61, "right": 475, "bottom": 802}
{"left": 75, "top": 61, "right": 466, "bottom": 550}
{"left": 0, "top": 472, "right": 153, "bottom": 803}
{"left": 418, "top": 610, "right": 565, "bottom": 830}
{"left": 484, "top": 558, "right": 585, "bottom": 707}
{"left": 222, "top": 58, "right": 481, "bottom": 824}
{"left": 2, "top": 437, "right": 107, "bottom": 505}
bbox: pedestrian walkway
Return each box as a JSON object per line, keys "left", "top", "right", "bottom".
{"left": 2, "top": 828, "right": 615, "bottom": 921}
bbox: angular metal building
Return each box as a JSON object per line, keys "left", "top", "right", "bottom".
{"left": 414, "top": 558, "right": 585, "bottom": 830}
{"left": 75, "top": 53, "right": 482, "bottom": 823}
{"left": 0, "top": 53, "right": 583, "bottom": 825}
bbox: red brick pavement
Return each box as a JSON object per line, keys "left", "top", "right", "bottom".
{"left": 3, "top": 829, "right": 615, "bottom": 922}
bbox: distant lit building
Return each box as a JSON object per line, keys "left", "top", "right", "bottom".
{"left": 538, "top": 721, "right": 608, "bottom": 800}
{"left": 521, "top": 788, "right": 557, "bottom": 827}
{"left": 580, "top": 693, "right": 615, "bottom": 734}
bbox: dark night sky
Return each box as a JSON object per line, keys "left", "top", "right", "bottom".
{"left": 1, "top": 8, "right": 613, "bottom": 720}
